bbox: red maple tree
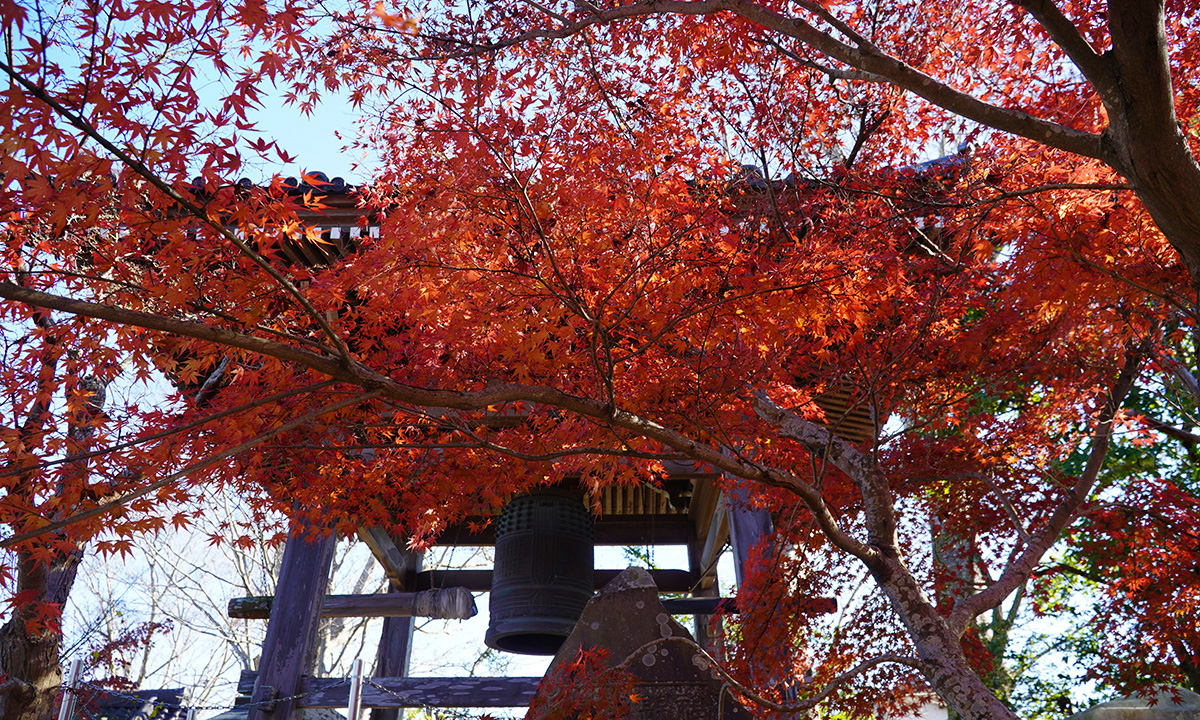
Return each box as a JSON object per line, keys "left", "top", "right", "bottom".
{"left": 1, "top": 1, "right": 1198, "bottom": 719}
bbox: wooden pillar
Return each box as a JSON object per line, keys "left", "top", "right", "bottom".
{"left": 248, "top": 528, "right": 337, "bottom": 720}
{"left": 369, "top": 543, "right": 422, "bottom": 720}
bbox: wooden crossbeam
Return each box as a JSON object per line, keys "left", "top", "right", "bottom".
{"left": 239, "top": 673, "right": 541, "bottom": 708}
{"left": 229, "top": 591, "right": 748, "bottom": 620}
{"left": 411, "top": 567, "right": 699, "bottom": 593}
{"left": 358, "top": 527, "right": 420, "bottom": 588}
{"left": 229, "top": 588, "right": 476, "bottom": 620}
{"left": 434, "top": 514, "right": 693, "bottom": 546}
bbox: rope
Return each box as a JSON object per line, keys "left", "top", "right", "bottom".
{"left": 410, "top": 587, "right": 477, "bottom": 620}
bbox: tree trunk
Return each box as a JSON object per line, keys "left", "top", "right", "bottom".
{"left": 0, "top": 548, "right": 84, "bottom": 720}
{"left": 869, "top": 555, "right": 1018, "bottom": 720}
{"left": 1168, "top": 633, "right": 1200, "bottom": 694}
{"left": 1103, "top": 0, "right": 1200, "bottom": 290}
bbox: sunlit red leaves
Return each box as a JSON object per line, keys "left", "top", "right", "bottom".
{"left": 4, "top": 0, "right": 1200, "bottom": 715}
{"left": 528, "top": 647, "right": 640, "bottom": 720}
{"left": 1062, "top": 477, "right": 1200, "bottom": 693}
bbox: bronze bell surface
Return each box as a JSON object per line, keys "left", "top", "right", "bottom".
{"left": 485, "top": 489, "right": 595, "bottom": 655}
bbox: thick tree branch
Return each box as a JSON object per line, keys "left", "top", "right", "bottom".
{"left": 751, "top": 391, "right": 894, "bottom": 559}
{"left": 947, "top": 345, "right": 1145, "bottom": 632}
{"left": 1142, "top": 415, "right": 1200, "bottom": 446}
{"left": 751, "top": 391, "right": 871, "bottom": 479}
{"left": 0, "top": 677, "right": 30, "bottom": 698}
{"left": 0, "top": 282, "right": 836, "bottom": 544}
{"left": 1013, "top": 0, "right": 1117, "bottom": 104}
{"left": 723, "top": 0, "right": 1104, "bottom": 159}
{"left": 439, "top": 0, "right": 1102, "bottom": 158}
{"left": 1107, "top": 0, "right": 1179, "bottom": 144}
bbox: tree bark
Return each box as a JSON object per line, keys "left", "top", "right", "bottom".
{"left": 1167, "top": 633, "right": 1200, "bottom": 694}
{"left": 868, "top": 555, "right": 1019, "bottom": 720}
{"left": 0, "top": 548, "right": 84, "bottom": 720}
{"left": 1101, "top": 0, "right": 1200, "bottom": 290}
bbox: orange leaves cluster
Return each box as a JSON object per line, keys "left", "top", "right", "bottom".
{"left": 527, "top": 647, "right": 640, "bottom": 720}
{"left": 4, "top": 0, "right": 1200, "bottom": 712}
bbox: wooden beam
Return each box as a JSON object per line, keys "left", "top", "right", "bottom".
{"left": 247, "top": 530, "right": 336, "bottom": 720}
{"left": 435, "top": 514, "right": 693, "bottom": 547}
{"left": 305, "top": 676, "right": 542, "bottom": 708}
{"left": 229, "top": 588, "right": 476, "bottom": 620}
{"left": 660, "top": 597, "right": 737, "bottom": 615}
{"left": 241, "top": 675, "right": 541, "bottom": 708}
{"left": 357, "top": 527, "right": 420, "bottom": 588}
{"left": 230, "top": 591, "right": 742, "bottom": 620}
{"left": 412, "top": 568, "right": 699, "bottom": 593}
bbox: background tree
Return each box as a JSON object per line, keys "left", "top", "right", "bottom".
{"left": 0, "top": 1, "right": 1197, "bottom": 720}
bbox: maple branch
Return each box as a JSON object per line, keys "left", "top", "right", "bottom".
{"left": 612, "top": 273, "right": 852, "bottom": 364}
{"left": 0, "top": 281, "right": 348, "bottom": 375}
{"left": 723, "top": 0, "right": 1104, "bottom": 160}
{"left": 275, "top": 441, "right": 683, "bottom": 462}
{"left": 463, "top": 0, "right": 1104, "bottom": 159}
{"left": 751, "top": 391, "right": 871, "bottom": 480}
{"left": 0, "top": 59, "right": 354, "bottom": 368}
{"left": 1154, "top": 349, "right": 1200, "bottom": 408}
{"left": 749, "top": 391, "right": 881, "bottom": 559}
{"left": 432, "top": 0, "right": 729, "bottom": 52}
{"left": 915, "top": 473, "right": 1032, "bottom": 543}
{"left": 790, "top": 0, "right": 873, "bottom": 48}
{"left": 0, "top": 380, "right": 337, "bottom": 481}
{"left": 1012, "top": 0, "right": 1117, "bottom": 105}
{"left": 1034, "top": 562, "right": 1105, "bottom": 584}
{"left": 0, "top": 282, "right": 798, "bottom": 501}
{"left": 1067, "top": 251, "right": 1199, "bottom": 321}
{"left": 0, "top": 389, "right": 381, "bottom": 549}
{"left": 977, "top": 182, "right": 1133, "bottom": 202}
{"left": 750, "top": 35, "right": 884, "bottom": 83}
{"left": 946, "top": 344, "right": 1145, "bottom": 633}
{"left": 1141, "top": 415, "right": 1200, "bottom": 446}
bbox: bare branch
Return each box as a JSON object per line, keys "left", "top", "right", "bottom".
{"left": 917, "top": 473, "right": 1032, "bottom": 543}
{"left": 0, "top": 380, "right": 337, "bottom": 481}
{"left": 1155, "top": 350, "right": 1200, "bottom": 408}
